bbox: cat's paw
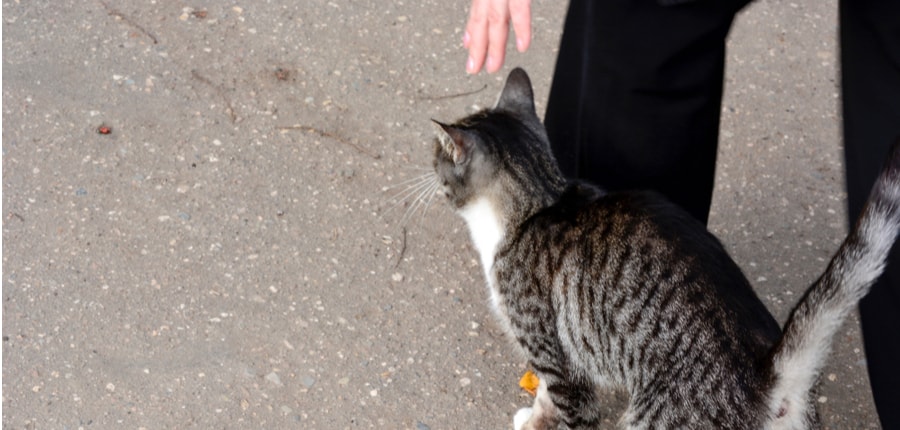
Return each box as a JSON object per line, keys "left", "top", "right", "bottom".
{"left": 513, "top": 407, "right": 533, "bottom": 430}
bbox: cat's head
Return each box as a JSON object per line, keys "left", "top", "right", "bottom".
{"left": 432, "top": 68, "right": 566, "bottom": 218}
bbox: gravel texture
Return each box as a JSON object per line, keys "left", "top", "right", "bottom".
{"left": 2, "top": 0, "right": 879, "bottom": 428}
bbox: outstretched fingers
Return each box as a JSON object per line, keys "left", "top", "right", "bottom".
{"left": 464, "top": 0, "right": 532, "bottom": 74}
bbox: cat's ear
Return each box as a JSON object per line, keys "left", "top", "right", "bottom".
{"left": 495, "top": 67, "right": 536, "bottom": 116}
{"left": 432, "top": 120, "right": 472, "bottom": 166}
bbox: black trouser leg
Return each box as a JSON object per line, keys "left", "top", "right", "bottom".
{"left": 544, "top": 0, "right": 750, "bottom": 225}
{"left": 841, "top": 0, "right": 900, "bottom": 427}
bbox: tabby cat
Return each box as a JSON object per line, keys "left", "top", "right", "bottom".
{"left": 429, "top": 68, "right": 900, "bottom": 429}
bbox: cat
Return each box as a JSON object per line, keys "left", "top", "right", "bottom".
{"left": 428, "top": 68, "right": 900, "bottom": 429}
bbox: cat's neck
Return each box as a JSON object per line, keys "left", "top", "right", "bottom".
{"left": 458, "top": 195, "right": 561, "bottom": 270}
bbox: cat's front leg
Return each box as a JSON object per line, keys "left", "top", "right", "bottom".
{"left": 514, "top": 377, "right": 559, "bottom": 430}
{"left": 513, "top": 407, "right": 534, "bottom": 430}
{"left": 515, "top": 372, "right": 602, "bottom": 430}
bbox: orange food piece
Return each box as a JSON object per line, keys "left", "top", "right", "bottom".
{"left": 519, "top": 370, "right": 540, "bottom": 396}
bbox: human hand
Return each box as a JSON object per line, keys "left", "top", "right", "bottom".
{"left": 463, "top": 0, "right": 531, "bottom": 74}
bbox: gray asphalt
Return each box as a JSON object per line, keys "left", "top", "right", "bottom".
{"left": 2, "top": 0, "right": 880, "bottom": 428}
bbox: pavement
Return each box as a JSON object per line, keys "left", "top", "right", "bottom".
{"left": 1, "top": 0, "right": 881, "bottom": 428}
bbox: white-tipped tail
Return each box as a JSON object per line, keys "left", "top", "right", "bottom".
{"left": 765, "top": 142, "right": 900, "bottom": 429}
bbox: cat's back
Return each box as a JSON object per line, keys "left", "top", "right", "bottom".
{"left": 521, "top": 182, "right": 781, "bottom": 345}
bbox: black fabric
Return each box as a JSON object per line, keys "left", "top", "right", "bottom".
{"left": 544, "top": 0, "right": 751, "bottom": 225}
{"left": 544, "top": 0, "right": 900, "bottom": 426}
{"left": 841, "top": 0, "right": 900, "bottom": 427}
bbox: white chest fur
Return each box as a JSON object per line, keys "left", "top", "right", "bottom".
{"left": 458, "top": 197, "right": 505, "bottom": 274}
{"left": 458, "top": 197, "right": 517, "bottom": 344}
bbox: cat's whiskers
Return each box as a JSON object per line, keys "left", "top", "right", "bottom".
{"left": 420, "top": 178, "right": 442, "bottom": 217}
{"left": 420, "top": 179, "right": 441, "bottom": 218}
{"left": 399, "top": 174, "right": 440, "bottom": 225}
{"left": 382, "top": 171, "right": 437, "bottom": 191}
{"left": 383, "top": 173, "right": 435, "bottom": 208}
{"left": 382, "top": 170, "right": 441, "bottom": 225}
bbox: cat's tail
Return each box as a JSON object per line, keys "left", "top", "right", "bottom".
{"left": 764, "top": 140, "right": 900, "bottom": 429}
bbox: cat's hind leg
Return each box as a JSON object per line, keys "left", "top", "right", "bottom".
{"left": 549, "top": 379, "right": 603, "bottom": 429}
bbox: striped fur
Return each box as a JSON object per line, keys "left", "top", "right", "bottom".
{"left": 431, "top": 68, "right": 900, "bottom": 429}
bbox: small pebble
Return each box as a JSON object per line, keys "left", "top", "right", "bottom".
{"left": 416, "top": 422, "right": 431, "bottom": 430}
{"left": 817, "top": 396, "right": 827, "bottom": 404}
{"left": 301, "top": 376, "right": 316, "bottom": 388}
{"left": 460, "top": 377, "right": 471, "bottom": 387}
{"left": 266, "top": 372, "right": 283, "bottom": 386}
